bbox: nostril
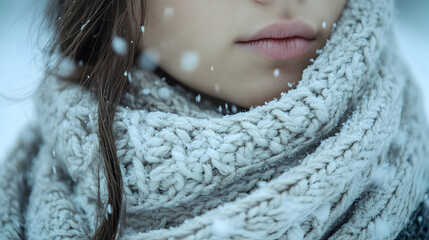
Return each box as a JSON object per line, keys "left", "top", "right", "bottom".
{"left": 254, "top": 0, "right": 272, "bottom": 4}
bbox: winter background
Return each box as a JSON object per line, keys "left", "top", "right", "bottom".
{"left": 0, "top": 0, "right": 428, "bottom": 162}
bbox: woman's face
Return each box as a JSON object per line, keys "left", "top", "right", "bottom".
{"left": 140, "top": 0, "right": 347, "bottom": 108}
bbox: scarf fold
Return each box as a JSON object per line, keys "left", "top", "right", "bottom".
{"left": 2, "top": 0, "right": 429, "bottom": 239}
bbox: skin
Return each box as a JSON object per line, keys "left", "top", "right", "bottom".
{"left": 140, "top": 0, "right": 347, "bottom": 108}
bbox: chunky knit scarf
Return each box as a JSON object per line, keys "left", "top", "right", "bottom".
{"left": 2, "top": 0, "right": 429, "bottom": 239}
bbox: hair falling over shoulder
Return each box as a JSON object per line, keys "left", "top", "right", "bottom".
{"left": 45, "top": 1, "right": 147, "bottom": 239}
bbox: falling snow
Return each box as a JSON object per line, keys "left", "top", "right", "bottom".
{"left": 211, "top": 65, "right": 214, "bottom": 71}
{"left": 373, "top": 218, "right": 391, "bottom": 239}
{"left": 195, "top": 94, "right": 201, "bottom": 103}
{"left": 214, "top": 83, "right": 220, "bottom": 93}
{"left": 141, "top": 25, "right": 145, "bottom": 33}
{"left": 52, "top": 166, "right": 57, "bottom": 175}
{"left": 210, "top": 218, "right": 239, "bottom": 238}
{"left": 107, "top": 204, "right": 113, "bottom": 215}
{"left": 142, "top": 88, "right": 151, "bottom": 95}
{"left": 164, "top": 7, "right": 175, "bottom": 18}
{"left": 273, "top": 68, "right": 280, "bottom": 78}
{"left": 56, "top": 57, "right": 76, "bottom": 77}
{"left": 181, "top": 51, "right": 200, "bottom": 72}
{"left": 322, "top": 21, "right": 327, "bottom": 29}
{"left": 158, "top": 87, "right": 171, "bottom": 100}
{"left": 80, "top": 18, "right": 90, "bottom": 31}
{"left": 112, "top": 36, "right": 128, "bottom": 56}
{"left": 424, "top": 193, "right": 429, "bottom": 208}
{"left": 138, "top": 48, "right": 161, "bottom": 71}
{"left": 370, "top": 164, "right": 394, "bottom": 190}
{"left": 288, "top": 82, "right": 293, "bottom": 88}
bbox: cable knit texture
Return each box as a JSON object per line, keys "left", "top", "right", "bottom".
{"left": 1, "top": 0, "right": 429, "bottom": 239}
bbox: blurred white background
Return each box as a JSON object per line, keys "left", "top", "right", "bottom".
{"left": 1, "top": 0, "right": 428, "bottom": 161}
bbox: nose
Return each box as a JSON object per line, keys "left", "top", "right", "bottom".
{"left": 253, "top": 0, "right": 301, "bottom": 7}
{"left": 253, "top": 0, "right": 299, "bottom": 19}
{"left": 254, "top": 0, "right": 272, "bottom": 4}
{"left": 254, "top": 0, "right": 301, "bottom": 3}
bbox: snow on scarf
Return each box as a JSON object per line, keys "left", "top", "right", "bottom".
{"left": 1, "top": 0, "right": 429, "bottom": 239}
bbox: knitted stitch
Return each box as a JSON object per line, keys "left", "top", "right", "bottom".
{"left": 1, "top": 0, "right": 429, "bottom": 239}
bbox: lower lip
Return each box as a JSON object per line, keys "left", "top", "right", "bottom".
{"left": 236, "top": 38, "right": 314, "bottom": 60}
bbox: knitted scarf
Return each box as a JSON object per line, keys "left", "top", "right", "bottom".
{"left": 2, "top": 0, "right": 429, "bottom": 239}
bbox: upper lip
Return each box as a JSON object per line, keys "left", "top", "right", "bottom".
{"left": 236, "top": 20, "right": 317, "bottom": 43}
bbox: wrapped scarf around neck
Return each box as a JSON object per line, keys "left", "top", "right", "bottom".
{"left": 1, "top": 0, "right": 429, "bottom": 239}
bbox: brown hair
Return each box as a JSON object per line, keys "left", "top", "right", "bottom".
{"left": 45, "top": 0, "right": 146, "bottom": 239}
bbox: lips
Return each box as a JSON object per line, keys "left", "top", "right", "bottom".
{"left": 236, "top": 20, "right": 317, "bottom": 60}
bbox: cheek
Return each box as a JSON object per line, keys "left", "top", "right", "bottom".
{"left": 320, "top": 0, "right": 347, "bottom": 23}
{"left": 142, "top": 2, "right": 231, "bottom": 79}
{"left": 300, "top": 0, "right": 347, "bottom": 46}
{"left": 143, "top": 1, "right": 219, "bottom": 45}
{"left": 142, "top": 3, "right": 213, "bottom": 56}
{"left": 301, "top": 0, "right": 346, "bottom": 25}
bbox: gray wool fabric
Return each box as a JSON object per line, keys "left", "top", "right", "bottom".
{"left": 2, "top": 0, "right": 429, "bottom": 239}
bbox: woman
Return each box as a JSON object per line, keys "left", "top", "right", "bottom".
{"left": 1, "top": 0, "right": 428, "bottom": 239}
